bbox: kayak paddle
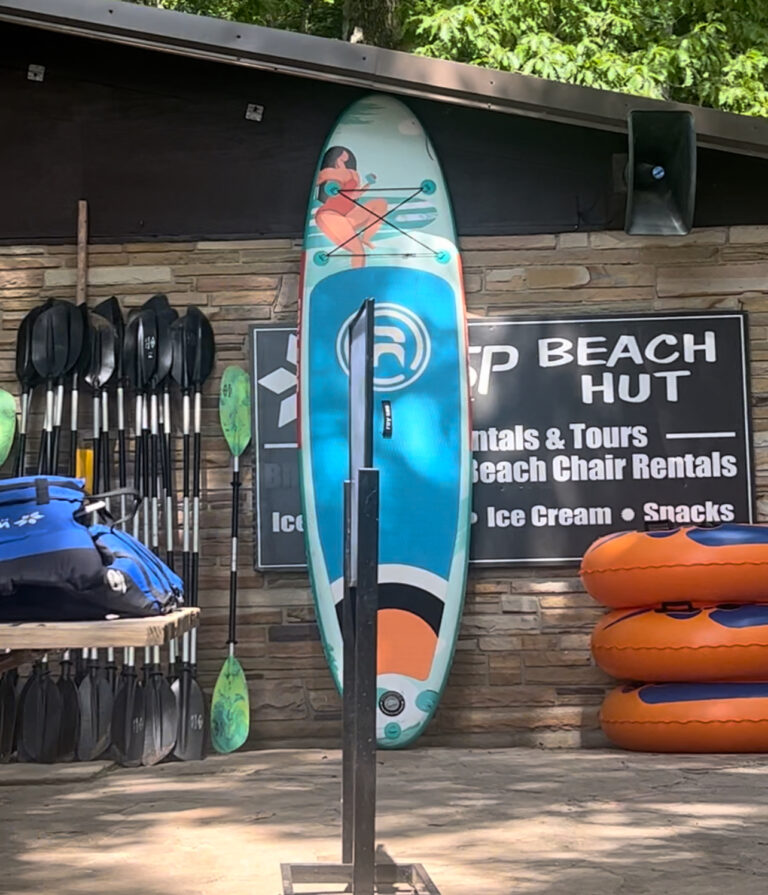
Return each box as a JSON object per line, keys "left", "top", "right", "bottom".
{"left": 211, "top": 366, "right": 251, "bottom": 754}
{"left": 170, "top": 307, "right": 214, "bottom": 761}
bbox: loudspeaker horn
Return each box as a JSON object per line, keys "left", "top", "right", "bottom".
{"left": 625, "top": 110, "right": 696, "bottom": 236}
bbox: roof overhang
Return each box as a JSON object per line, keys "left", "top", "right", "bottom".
{"left": 2, "top": 0, "right": 768, "bottom": 158}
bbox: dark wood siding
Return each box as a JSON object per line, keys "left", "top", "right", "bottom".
{"left": 2, "top": 22, "right": 767, "bottom": 243}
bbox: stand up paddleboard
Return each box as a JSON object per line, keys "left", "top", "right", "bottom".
{"left": 298, "top": 94, "right": 471, "bottom": 748}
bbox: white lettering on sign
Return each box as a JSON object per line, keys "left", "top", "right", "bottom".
{"left": 468, "top": 345, "right": 519, "bottom": 395}
{"left": 632, "top": 452, "right": 738, "bottom": 479}
{"left": 580, "top": 370, "right": 692, "bottom": 404}
{"left": 551, "top": 454, "right": 628, "bottom": 482}
{"left": 538, "top": 332, "right": 717, "bottom": 368}
{"left": 569, "top": 424, "right": 648, "bottom": 449}
{"left": 643, "top": 501, "right": 736, "bottom": 523}
{"left": 473, "top": 457, "right": 547, "bottom": 484}
{"left": 486, "top": 506, "right": 527, "bottom": 528}
{"left": 530, "top": 505, "right": 613, "bottom": 527}
{"left": 471, "top": 426, "right": 539, "bottom": 452}
{"left": 271, "top": 512, "right": 304, "bottom": 533}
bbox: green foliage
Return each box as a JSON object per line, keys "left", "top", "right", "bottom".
{"left": 406, "top": 0, "right": 768, "bottom": 116}
{"left": 126, "top": 0, "right": 768, "bottom": 116}
{"left": 133, "top": 0, "right": 342, "bottom": 37}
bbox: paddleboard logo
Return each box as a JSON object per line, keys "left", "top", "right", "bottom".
{"left": 336, "top": 302, "right": 431, "bottom": 391}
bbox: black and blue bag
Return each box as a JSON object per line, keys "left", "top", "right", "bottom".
{"left": 0, "top": 475, "right": 183, "bottom": 621}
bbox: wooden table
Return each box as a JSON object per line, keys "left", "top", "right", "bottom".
{"left": 0, "top": 607, "right": 200, "bottom": 670}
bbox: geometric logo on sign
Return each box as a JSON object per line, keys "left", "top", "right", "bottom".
{"left": 258, "top": 333, "right": 297, "bottom": 427}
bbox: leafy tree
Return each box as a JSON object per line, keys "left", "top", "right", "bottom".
{"left": 133, "top": 0, "right": 342, "bottom": 37}
{"left": 128, "top": 0, "right": 768, "bottom": 116}
{"left": 406, "top": 1, "right": 768, "bottom": 116}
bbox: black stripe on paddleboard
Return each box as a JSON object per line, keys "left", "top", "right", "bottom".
{"left": 335, "top": 582, "right": 444, "bottom": 636}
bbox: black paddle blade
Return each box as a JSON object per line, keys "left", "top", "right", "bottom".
{"left": 61, "top": 300, "right": 85, "bottom": 375}
{"left": 171, "top": 307, "right": 214, "bottom": 391}
{"left": 0, "top": 672, "right": 17, "bottom": 762}
{"left": 56, "top": 672, "right": 80, "bottom": 762}
{"left": 31, "top": 300, "right": 72, "bottom": 382}
{"left": 76, "top": 670, "right": 114, "bottom": 761}
{"left": 171, "top": 667, "right": 206, "bottom": 761}
{"left": 189, "top": 306, "right": 215, "bottom": 387}
{"left": 74, "top": 652, "right": 88, "bottom": 685}
{"left": 142, "top": 294, "right": 177, "bottom": 388}
{"left": 84, "top": 310, "right": 117, "bottom": 391}
{"left": 14, "top": 672, "right": 34, "bottom": 762}
{"left": 124, "top": 308, "right": 158, "bottom": 392}
{"left": 142, "top": 670, "right": 178, "bottom": 766}
{"left": 93, "top": 297, "right": 125, "bottom": 382}
{"left": 105, "top": 662, "right": 118, "bottom": 695}
{"left": 16, "top": 302, "right": 48, "bottom": 387}
{"left": 74, "top": 304, "right": 92, "bottom": 376}
{"left": 19, "top": 670, "right": 63, "bottom": 763}
{"left": 111, "top": 671, "right": 145, "bottom": 767}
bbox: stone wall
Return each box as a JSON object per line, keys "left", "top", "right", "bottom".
{"left": 1, "top": 225, "right": 766, "bottom": 748}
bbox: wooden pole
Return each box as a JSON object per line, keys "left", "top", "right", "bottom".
{"left": 76, "top": 199, "right": 88, "bottom": 305}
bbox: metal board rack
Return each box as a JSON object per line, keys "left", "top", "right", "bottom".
{"left": 281, "top": 301, "right": 442, "bottom": 895}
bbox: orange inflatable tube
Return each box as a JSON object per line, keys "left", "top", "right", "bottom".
{"left": 592, "top": 604, "right": 768, "bottom": 682}
{"left": 601, "top": 683, "right": 768, "bottom": 752}
{"left": 581, "top": 524, "right": 768, "bottom": 608}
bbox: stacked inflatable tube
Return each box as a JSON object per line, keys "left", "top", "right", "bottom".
{"left": 601, "top": 683, "right": 768, "bottom": 752}
{"left": 581, "top": 524, "right": 768, "bottom": 752}
{"left": 592, "top": 604, "right": 768, "bottom": 682}
{"left": 582, "top": 525, "right": 768, "bottom": 608}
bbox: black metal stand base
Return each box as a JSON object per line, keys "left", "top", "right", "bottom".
{"left": 280, "top": 861, "right": 440, "bottom": 894}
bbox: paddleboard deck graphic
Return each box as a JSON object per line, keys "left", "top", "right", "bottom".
{"left": 298, "top": 94, "right": 471, "bottom": 748}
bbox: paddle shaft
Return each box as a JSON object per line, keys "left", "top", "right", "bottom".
{"left": 132, "top": 394, "right": 143, "bottom": 541}
{"left": 92, "top": 393, "right": 101, "bottom": 495}
{"left": 228, "top": 454, "right": 241, "bottom": 646}
{"left": 69, "top": 374, "right": 79, "bottom": 476}
{"left": 101, "top": 390, "right": 111, "bottom": 493}
{"left": 117, "top": 385, "right": 127, "bottom": 526}
{"left": 51, "top": 379, "right": 65, "bottom": 473}
{"left": 142, "top": 393, "right": 151, "bottom": 547}
{"left": 38, "top": 382, "right": 54, "bottom": 474}
{"left": 150, "top": 389, "right": 160, "bottom": 557}
{"left": 15, "top": 387, "right": 30, "bottom": 476}
{"left": 191, "top": 389, "right": 202, "bottom": 611}
{"left": 162, "top": 387, "right": 174, "bottom": 569}
{"left": 190, "top": 389, "right": 202, "bottom": 668}
{"left": 181, "top": 390, "right": 191, "bottom": 594}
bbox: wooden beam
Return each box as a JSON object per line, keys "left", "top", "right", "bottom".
{"left": 76, "top": 198, "right": 88, "bottom": 306}
{"left": 0, "top": 607, "right": 199, "bottom": 650}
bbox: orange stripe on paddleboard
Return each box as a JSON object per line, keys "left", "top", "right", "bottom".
{"left": 377, "top": 608, "right": 437, "bottom": 681}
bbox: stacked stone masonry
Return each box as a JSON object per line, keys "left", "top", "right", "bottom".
{"left": 1, "top": 226, "right": 766, "bottom": 748}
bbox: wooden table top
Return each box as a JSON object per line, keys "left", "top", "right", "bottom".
{"left": 0, "top": 607, "right": 200, "bottom": 651}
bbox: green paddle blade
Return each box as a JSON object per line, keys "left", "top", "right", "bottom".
{"left": 210, "top": 655, "right": 249, "bottom": 754}
{"left": 219, "top": 366, "right": 251, "bottom": 458}
{"left": 0, "top": 390, "right": 17, "bottom": 467}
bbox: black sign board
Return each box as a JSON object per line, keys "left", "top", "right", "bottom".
{"left": 251, "top": 312, "right": 753, "bottom": 569}
{"left": 250, "top": 326, "right": 305, "bottom": 570}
